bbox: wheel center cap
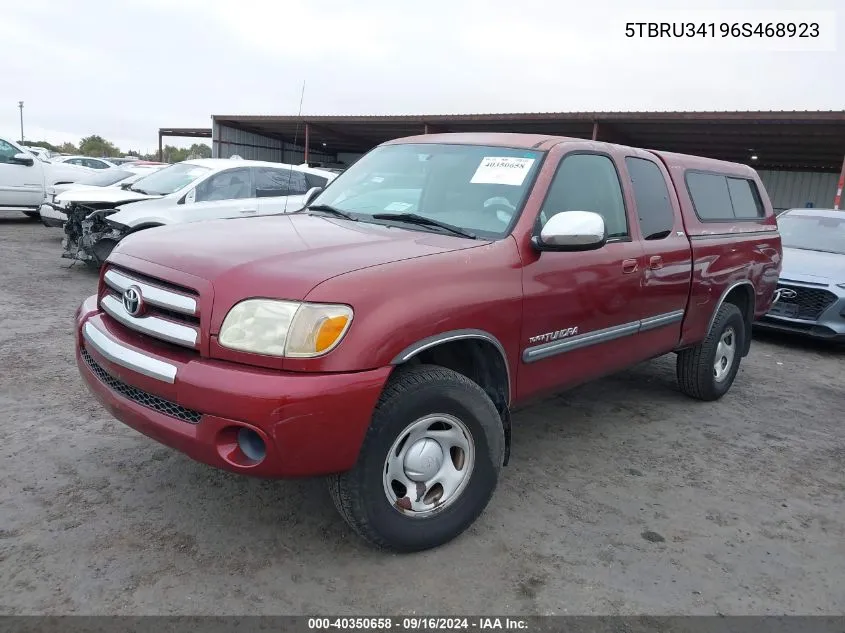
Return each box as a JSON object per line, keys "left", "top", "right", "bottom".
{"left": 403, "top": 438, "right": 444, "bottom": 482}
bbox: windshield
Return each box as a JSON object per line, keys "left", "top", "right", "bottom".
{"left": 779, "top": 212, "right": 845, "bottom": 255}
{"left": 79, "top": 169, "right": 134, "bottom": 187}
{"left": 310, "top": 143, "right": 544, "bottom": 238}
{"left": 129, "top": 163, "right": 211, "bottom": 195}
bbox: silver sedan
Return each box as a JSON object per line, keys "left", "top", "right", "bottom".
{"left": 755, "top": 208, "right": 845, "bottom": 343}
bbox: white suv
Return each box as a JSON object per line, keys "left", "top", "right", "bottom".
{"left": 59, "top": 158, "right": 339, "bottom": 266}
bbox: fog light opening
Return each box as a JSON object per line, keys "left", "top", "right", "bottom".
{"left": 237, "top": 427, "right": 266, "bottom": 463}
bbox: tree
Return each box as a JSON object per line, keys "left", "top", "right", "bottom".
{"left": 158, "top": 143, "right": 212, "bottom": 163}
{"left": 58, "top": 142, "right": 79, "bottom": 154}
{"left": 79, "top": 135, "right": 119, "bottom": 158}
{"left": 21, "top": 140, "right": 61, "bottom": 152}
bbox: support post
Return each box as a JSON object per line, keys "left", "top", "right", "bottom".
{"left": 835, "top": 154, "right": 845, "bottom": 210}
{"left": 303, "top": 123, "right": 310, "bottom": 164}
{"left": 158, "top": 131, "right": 163, "bottom": 162}
{"left": 424, "top": 124, "right": 430, "bottom": 134}
{"left": 591, "top": 120, "right": 599, "bottom": 141}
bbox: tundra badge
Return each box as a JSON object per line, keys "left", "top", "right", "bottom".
{"left": 529, "top": 327, "right": 579, "bottom": 344}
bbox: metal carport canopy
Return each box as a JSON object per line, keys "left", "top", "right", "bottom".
{"left": 212, "top": 110, "right": 845, "bottom": 172}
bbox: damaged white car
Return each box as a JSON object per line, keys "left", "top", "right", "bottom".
{"left": 58, "top": 158, "right": 338, "bottom": 266}
{"left": 40, "top": 166, "right": 164, "bottom": 227}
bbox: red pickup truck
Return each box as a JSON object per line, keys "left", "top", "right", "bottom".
{"left": 74, "top": 132, "right": 782, "bottom": 552}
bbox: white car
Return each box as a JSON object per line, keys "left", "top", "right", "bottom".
{"left": 59, "top": 158, "right": 339, "bottom": 265}
{"left": 23, "top": 146, "right": 57, "bottom": 161}
{"left": 0, "top": 136, "right": 96, "bottom": 219}
{"left": 52, "top": 155, "right": 118, "bottom": 170}
{"left": 39, "top": 166, "right": 165, "bottom": 227}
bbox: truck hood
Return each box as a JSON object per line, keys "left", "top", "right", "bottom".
{"left": 54, "top": 186, "right": 162, "bottom": 206}
{"left": 779, "top": 246, "right": 845, "bottom": 285}
{"left": 110, "top": 213, "right": 482, "bottom": 302}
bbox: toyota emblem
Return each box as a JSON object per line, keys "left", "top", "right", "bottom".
{"left": 122, "top": 285, "right": 143, "bottom": 316}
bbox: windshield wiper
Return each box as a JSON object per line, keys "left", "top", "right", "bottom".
{"left": 370, "top": 213, "right": 477, "bottom": 239}
{"left": 306, "top": 204, "right": 358, "bottom": 221}
{"left": 127, "top": 185, "right": 151, "bottom": 195}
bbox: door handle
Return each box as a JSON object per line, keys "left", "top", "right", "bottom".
{"left": 649, "top": 256, "right": 664, "bottom": 270}
{"left": 238, "top": 207, "right": 258, "bottom": 214}
{"left": 622, "top": 259, "right": 639, "bottom": 274}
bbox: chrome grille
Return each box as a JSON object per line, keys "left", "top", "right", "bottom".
{"left": 101, "top": 267, "right": 200, "bottom": 350}
{"left": 769, "top": 283, "right": 837, "bottom": 321}
{"left": 82, "top": 347, "right": 201, "bottom": 424}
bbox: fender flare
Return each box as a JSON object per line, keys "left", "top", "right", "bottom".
{"left": 707, "top": 280, "right": 756, "bottom": 355}
{"left": 390, "top": 328, "right": 512, "bottom": 405}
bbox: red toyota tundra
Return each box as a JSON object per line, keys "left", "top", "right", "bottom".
{"left": 74, "top": 133, "right": 782, "bottom": 552}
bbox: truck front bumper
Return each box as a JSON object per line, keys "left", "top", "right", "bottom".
{"left": 75, "top": 295, "right": 392, "bottom": 478}
{"left": 39, "top": 202, "right": 66, "bottom": 227}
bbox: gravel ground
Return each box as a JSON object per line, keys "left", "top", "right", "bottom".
{"left": 1, "top": 216, "right": 843, "bottom": 616}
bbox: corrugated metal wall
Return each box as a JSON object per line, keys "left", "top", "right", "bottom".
{"left": 212, "top": 121, "right": 336, "bottom": 164}
{"left": 211, "top": 122, "right": 840, "bottom": 211}
{"left": 757, "top": 169, "right": 838, "bottom": 214}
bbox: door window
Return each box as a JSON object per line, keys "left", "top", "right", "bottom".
{"left": 254, "top": 167, "right": 310, "bottom": 197}
{"left": 304, "top": 173, "right": 329, "bottom": 189}
{"left": 0, "top": 140, "right": 21, "bottom": 163}
{"left": 625, "top": 157, "right": 675, "bottom": 240}
{"left": 540, "top": 153, "right": 629, "bottom": 239}
{"left": 194, "top": 168, "right": 253, "bottom": 202}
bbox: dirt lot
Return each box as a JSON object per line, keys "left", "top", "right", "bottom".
{"left": 1, "top": 216, "right": 843, "bottom": 616}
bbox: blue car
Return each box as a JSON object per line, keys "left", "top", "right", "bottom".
{"left": 755, "top": 208, "right": 845, "bottom": 342}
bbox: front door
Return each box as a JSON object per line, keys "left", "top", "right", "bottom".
{"left": 517, "top": 151, "right": 646, "bottom": 401}
{"left": 182, "top": 167, "right": 256, "bottom": 222}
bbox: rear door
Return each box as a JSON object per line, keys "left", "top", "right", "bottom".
{"left": 253, "top": 166, "right": 311, "bottom": 215}
{"left": 621, "top": 152, "right": 693, "bottom": 353}
{"left": 0, "top": 138, "right": 43, "bottom": 208}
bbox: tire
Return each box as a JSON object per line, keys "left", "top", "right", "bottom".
{"left": 23, "top": 211, "right": 39, "bottom": 220}
{"left": 328, "top": 364, "right": 505, "bottom": 552}
{"left": 677, "top": 302, "right": 746, "bottom": 401}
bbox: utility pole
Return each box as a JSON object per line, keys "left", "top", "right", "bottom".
{"left": 18, "top": 101, "right": 24, "bottom": 144}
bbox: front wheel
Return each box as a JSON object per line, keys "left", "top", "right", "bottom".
{"left": 328, "top": 364, "right": 505, "bottom": 552}
{"left": 677, "top": 302, "right": 746, "bottom": 401}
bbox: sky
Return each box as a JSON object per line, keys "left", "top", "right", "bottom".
{"left": 2, "top": 0, "right": 842, "bottom": 153}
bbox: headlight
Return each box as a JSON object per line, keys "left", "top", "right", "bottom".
{"left": 218, "top": 299, "right": 353, "bottom": 358}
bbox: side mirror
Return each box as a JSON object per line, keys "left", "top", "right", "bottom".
{"left": 11, "top": 152, "right": 35, "bottom": 167}
{"left": 532, "top": 210, "right": 607, "bottom": 252}
{"left": 303, "top": 186, "right": 323, "bottom": 207}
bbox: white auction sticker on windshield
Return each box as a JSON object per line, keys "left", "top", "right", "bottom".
{"left": 470, "top": 156, "right": 535, "bottom": 186}
{"left": 384, "top": 201, "right": 413, "bottom": 212}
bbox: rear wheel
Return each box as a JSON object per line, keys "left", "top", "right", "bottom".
{"left": 677, "top": 303, "right": 746, "bottom": 401}
{"left": 328, "top": 364, "right": 505, "bottom": 552}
